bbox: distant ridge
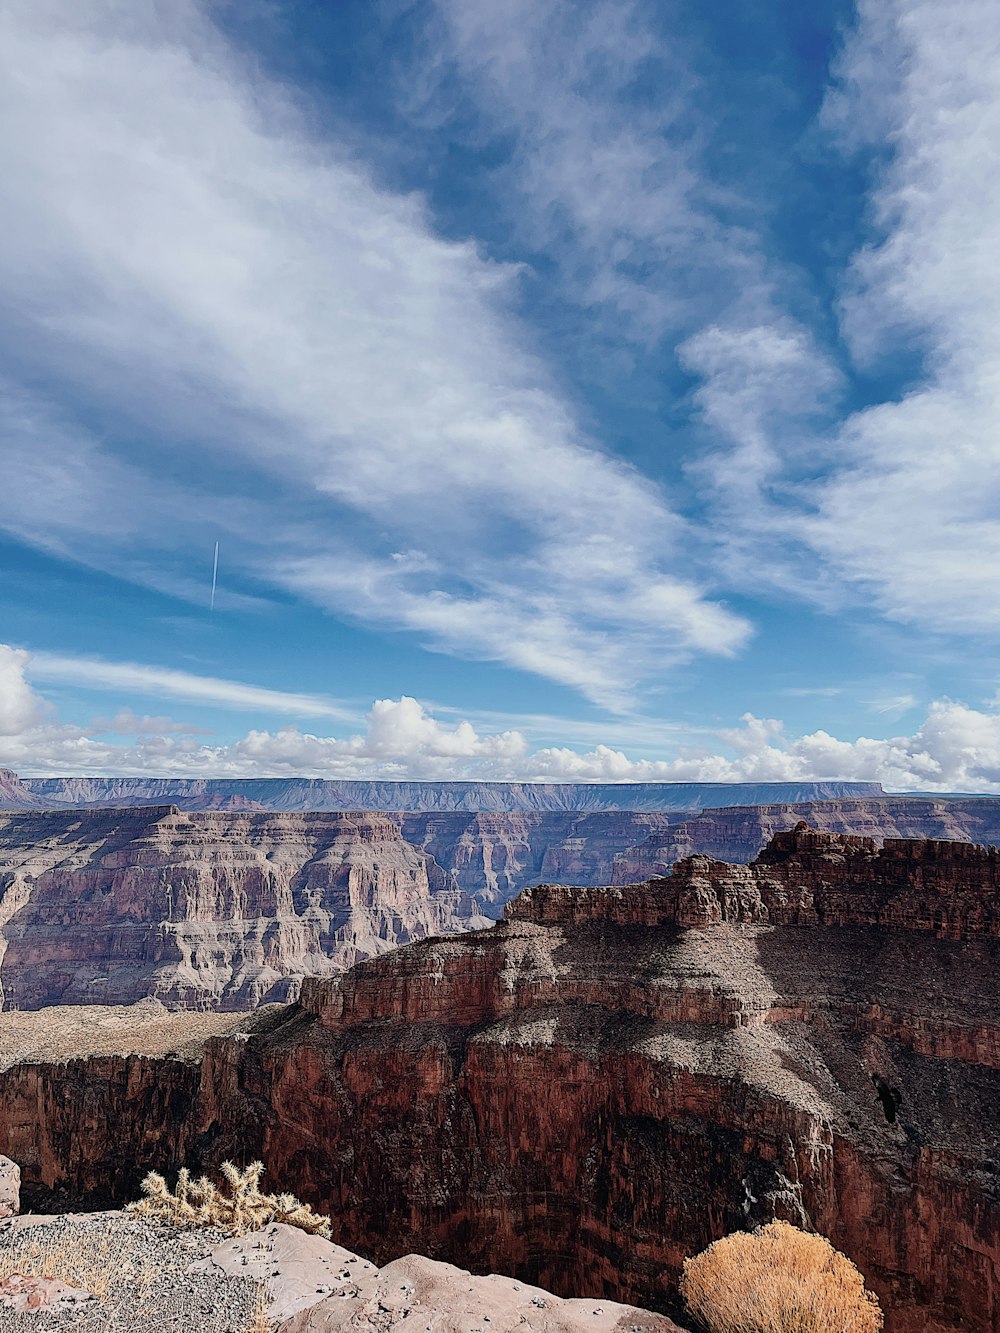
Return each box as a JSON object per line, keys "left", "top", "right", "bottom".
{"left": 9, "top": 775, "right": 885, "bottom": 813}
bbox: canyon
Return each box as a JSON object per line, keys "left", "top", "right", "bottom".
{"left": 7, "top": 797, "right": 1000, "bottom": 1012}
{"left": 0, "top": 806, "right": 486, "bottom": 1010}
{"left": 0, "top": 826, "right": 996, "bottom": 1332}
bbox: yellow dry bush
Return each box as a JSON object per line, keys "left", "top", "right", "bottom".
{"left": 126, "top": 1160, "right": 332, "bottom": 1239}
{"left": 680, "top": 1220, "right": 883, "bottom": 1333}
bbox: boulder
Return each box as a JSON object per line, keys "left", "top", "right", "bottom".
{"left": 0, "top": 1155, "right": 19, "bottom": 1217}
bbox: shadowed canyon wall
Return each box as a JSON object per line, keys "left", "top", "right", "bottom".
{"left": 0, "top": 828, "right": 997, "bottom": 1332}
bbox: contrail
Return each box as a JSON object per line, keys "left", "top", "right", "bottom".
{"left": 210, "top": 541, "right": 219, "bottom": 612}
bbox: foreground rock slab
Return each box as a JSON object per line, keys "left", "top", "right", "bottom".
{"left": 279, "top": 1252, "right": 687, "bottom": 1333}
{"left": 0, "top": 1273, "right": 92, "bottom": 1315}
{"left": 0, "top": 1213, "right": 679, "bottom": 1333}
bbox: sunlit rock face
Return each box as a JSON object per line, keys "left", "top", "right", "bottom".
{"left": 0, "top": 827, "right": 997, "bottom": 1332}
{"left": 0, "top": 806, "right": 485, "bottom": 1009}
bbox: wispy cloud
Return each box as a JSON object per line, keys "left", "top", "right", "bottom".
{"left": 683, "top": 0, "right": 1000, "bottom": 631}
{"left": 420, "top": 0, "right": 786, "bottom": 346}
{"left": 0, "top": 0, "right": 748, "bottom": 709}
{"left": 27, "top": 651, "right": 352, "bottom": 719}
{"left": 803, "top": 0, "right": 1000, "bottom": 631}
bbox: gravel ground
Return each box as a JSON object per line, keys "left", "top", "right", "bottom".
{"left": 0, "top": 1211, "right": 265, "bottom": 1332}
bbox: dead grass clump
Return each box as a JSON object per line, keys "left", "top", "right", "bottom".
{"left": 680, "top": 1220, "right": 883, "bottom": 1333}
{"left": 127, "top": 1161, "right": 332, "bottom": 1239}
{"left": 0, "top": 1225, "right": 157, "bottom": 1301}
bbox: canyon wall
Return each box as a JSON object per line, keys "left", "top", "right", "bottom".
{"left": 398, "top": 811, "right": 677, "bottom": 911}
{"left": 8, "top": 774, "right": 885, "bottom": 813}
{"left": 0, "top": 827, "right": 996, "bottom": 1331}
{"left": 0, "top": 806, "right": 485, "bottom": 1010}
{"left": 611, "top": 796, "right": 1000, "bottom": 881}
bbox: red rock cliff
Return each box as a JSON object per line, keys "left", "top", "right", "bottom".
{"left": 0, "top": 826, "right": 997, "bottom": 1333}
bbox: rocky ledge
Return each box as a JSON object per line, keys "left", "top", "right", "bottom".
{"left": 0, "top": 828, "right": 997, "bottom": 1332}
{"left": 1, "top": 1209, "right": 682, "bottom": 1333}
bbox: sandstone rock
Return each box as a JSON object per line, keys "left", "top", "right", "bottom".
{"left": 202, "top": 1223, "right": 379, "bottom": 1324}
{"left": 0, "top": 1152, "right": 19, "bottom": 1216}
{"left": 277, "top": 1253, "right": 686, "bottom": 1332}
{"left": 0, "top": 1272, "right": 93, "bottom": 1313}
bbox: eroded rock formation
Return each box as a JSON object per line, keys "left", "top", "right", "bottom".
{"left": 612, "top": 797, "right": 1000, "bottom": 881}
{"left": 0, "top": 806, "right": 486, "bottom": 1009}
{"left": 398, "top": 811, "right": 677, "bottom": 912}
{"left": 0, "top": 827, "right": 997, "bottom": 1331}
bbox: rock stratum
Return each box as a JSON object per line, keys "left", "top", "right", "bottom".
{"left": 7, "top": 799, "right": 1000, "bottom": 1012}
{"left": 3, "top": 771, "right": 883, "bottom": 813}
{"left": 0, "top": 826, "right": 997, "bottom": 1331}
{"left": 611, "top": 795, "right": 1000, "bottom": 881}
{"left": 0, "top": 806, "right": 486, "bottom": 1010}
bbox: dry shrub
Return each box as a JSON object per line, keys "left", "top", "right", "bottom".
{"left": 680, "top": 1220, "right": 883, "bottom": 1333}
{"left": 127, "top": 1160, "right": 332, "bottom": 1238}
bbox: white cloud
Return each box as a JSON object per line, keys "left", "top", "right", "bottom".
{"left": 26, "top": 652, "right": 352, "bottom": 719}
{"left": 803, "top": 0, "right": 1000, "bottom": 629}
{"left": 0, "top": 0, "right": 749, "bottom": 708}
{"left": 423, "top": 0, "right": 772, "bottom": 342}
{"left": 4, "top": 642, "right": 1000, "bottom": 790}
{"left": 684, "top": 0, "right": 1000, "bottom": 631}
{"left": 0, "top": 647, "right": 46, "bottom": 736}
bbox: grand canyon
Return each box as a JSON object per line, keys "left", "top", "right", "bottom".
{"left": 1, "top": 803, "right": 999, "bottom": 1331}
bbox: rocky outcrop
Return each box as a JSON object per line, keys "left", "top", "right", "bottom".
{"left": 534, "top": 821, "right": 1000, "bottom": 936}
{"left": 0, "top": 807, "right": 486, "bottom": 1010}
{"left": 10, "top": 775, "right": 885, "bottom": 813}
{"left": 0, "top": 828, "right": 997, "bottom": 1331}
{"left": 0, "top": 1153, "right": 18, "bottom": 1217}
{"left": 0, "top": 770, "right": 41, "bottom": 810}
{"left": 612, "top": 797, "right": 1000, "bottom": 881}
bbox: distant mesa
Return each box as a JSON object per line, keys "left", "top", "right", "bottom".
{"left": 2, "top": 773, "right": 886, "bottom": 813}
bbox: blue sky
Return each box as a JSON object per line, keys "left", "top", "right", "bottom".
{"left": 2, "top": 0, "right": 1000, "bottom": 789}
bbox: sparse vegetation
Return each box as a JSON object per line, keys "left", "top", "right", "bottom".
{"left": 680, "top": 1219, "right": 883, "bottom": 1333}
{"left": 127, "top": 1160, "right": 333, "bottom": 1238}
{"left": 0, "top": 1222, "right": 157, "bottom": 1300}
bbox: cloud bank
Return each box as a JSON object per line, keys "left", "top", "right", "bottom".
{"left": 5, "top": 645, "right": 1000, "bottom": 790}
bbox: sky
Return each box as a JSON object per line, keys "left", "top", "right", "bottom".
{"left": 2, "top": 0, "right": 1000, "bottom": 789}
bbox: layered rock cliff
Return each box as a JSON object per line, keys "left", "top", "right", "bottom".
{"left": 612, "top": 796, "right": 1000, "bottom": 881}
{"left": 398, "top": 811, "right": 677, "bottom": 912}
{"left": 0, "top": 827, "right": 996, "bottom": 1331}
{"left": 0, "top": 807, "right": 485, "bottom": 1009}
